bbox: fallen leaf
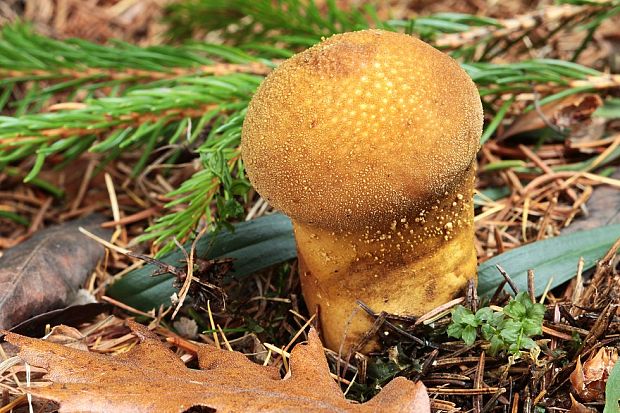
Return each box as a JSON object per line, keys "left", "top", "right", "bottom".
{"left": 0, "top": 215, "right": 111, "bottom": 329}
{"left": 501, "top": 94, "right": 603, "bottom": 139}
{"left": 45, "top": 325, "right": 89, "bottom": 351}
{"left": 7, "top": 302, "right": 110, "bottom": 338}
{"left": 4, "top": 321, "right": 430, "bottom": 413}
{"left": 571, "top": 347, "right": 618, "bottom": 402}
{"left": 569, "top": 394, "right": 598, "bottom": 413}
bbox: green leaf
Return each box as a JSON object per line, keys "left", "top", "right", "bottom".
{"left": 515, "top": 291, "right": 533, "bottom": 308}
{"left": 475, "top": 307, "right": 493, "bottom": 321}
{"left": 499, "top": 319, "right": 521, "bottom": 342}
{"left": 446, "top": 322, "right": 464, "bottom": 340}
{"left": 504, "top": 300, "right": 527, "bottom": 320}
{"left": 478, "top": 225, "right": 620, "bottom": 298}
{"left": 604, "top": 358, "right": 620, "bottom": 413}
{"left": 106, "top": 213, "right": 296, "bottom": 310}
{"left": 462, "top": 313, "right": 478, "bottom": 327}
{"left": 520, "top": 336, "right": 537, "bottom": 350}
{"left": 508, "top": 342, "right": 521, "bottom": 355}
{"left": 462, "top": 325, "right": 477, "bottom": 346}
{"left": 527, "top": 303, "right": 546, "bottom": 321}
{"left": 450, "top": 305, "right": 471, "bottom": 324}
{"left": 489, "top": 335, "right": 504, "bottom": 355}
{"left": 522, "top": 318, "right": 542, "bottom": 336}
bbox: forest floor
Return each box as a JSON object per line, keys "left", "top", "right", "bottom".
{"left": 0, "top": 1, "right": 619, "bottom": 412}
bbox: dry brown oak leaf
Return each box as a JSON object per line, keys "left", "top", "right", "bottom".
{"left": 0, "top": 214, "right": 111, "bottom": 329}
{"left": 4, "top": 321, "right": 430, "bottom": 413}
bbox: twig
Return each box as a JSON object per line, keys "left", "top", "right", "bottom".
{"left": 495, "top": 265, "right": 520, "bottom": 295}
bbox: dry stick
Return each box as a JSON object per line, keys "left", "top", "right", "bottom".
{"left": 495, "top": 264, "right": 520, "bottom": 295}
{"left": 78, "top": 227, "right": 130, "bottom": 254}
{"left": 418, "top": 349, "right": 439, "bottom": 380}
{"left": 216, "top": 325, "right": 233, "bottom": 352}
{"left": 481, "top": 389, "right": 507, "bottom": 413}
{"left": 356, "top": 301, "right": 428, "bottom": 347}
{"left": 466, "top": 278, "right": 479, "bottom": 312}
{"left": 527, "top": 269, "right": 536, "bottom": 302}
{"left": 354, "top": 353, "right": 367, "bottom": 385}
{"left": 536, "top": 196, "right": 557, "bottom": 239}
{"left": 493, "top": 226, "right": 505, "bottom": 253}
{"left": 571, "top": 257, "right": 585, "bottom": 307}
{"left": 206, "top": 300, "right": 220, "bottom": 350}
{"left": 522, "top": 196, "right": 530, "bottom": 242}
{"left": 59, "top": 202, "right": 106, "bottom": 221}
{"left": 473, "top": 352, "right": 486, "bottom": 413}
{"left": 171, "top": 225, "right": 208, "bottom": 320}
{"left": 414, "top": 297, "right": 465, "bottom": 326}
{"left": 519, "top": 145, "right": 580, "bottom": 236}
{"left": 539, "top": 276, "right": 555, "bottom": 304}
{"left": 562, "top": 186, "right": 592, "bottom": 228}
{"left": 0, "top": 346, "right": 22, "bottom": 390}
{"left": 511, "top": 392, "right": 520, "bottom": 413}
{"left": 430, "top": 400, "right": 458, "bottom": 411}
{"left": 519, "top": 144, "right": 578, "bottom": 201}
{"left": 69, "top": 158, "right": 96, "bottom": 212}
{"left": 587, "top": 132, "right": 620, "bottom": 170}
{"left": 481, "top": 145, "right": 524, "bottom": 194}
{"left": 262, "top": 344, "right": 351, "bottom": 385}
{"left": 433, "top": 357, "right": 493, "bottom": 367}
{"left": 282, "top": 314, "right": 317, "bottom": 354}
{"left": 104, "top": 172, "right": 122, "bottom": 244}
{"left": 532, "top": 389, "right": 547, "bottom": 407}
{"left": 579, "top": 237, "right": 620, "bottom": 309}
{"left": 571, "top": 135, "right": 618, "bottom": 149}
{"left": 26, "top": 196, "right": 52, "bottom": 234}
{"left": 166, "top": 335, "right": 199, "bottom": 353}
{"left": 100, "top": 295, "right": 154, "bottom": 319}
{"left": 100, "top": 207, "right": 158, "bottom": 228}
{"left": 523, "top": 171, "right": 620, "bottom": 194}
{"left": 427, "top": 387, "right": 505, "bottom": 395}
{"left": 581, "top": 303, "right": 615, "bottom": 353}
{"left": 523, "top": 387, "right": 533, "bottom": 413}
{"left": 490, "top": 279, "right": 508, "bottom": 304}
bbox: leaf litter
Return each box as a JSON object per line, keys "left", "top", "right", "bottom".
{"left": 3, "top": 321, "right": 429, "bottom": 413}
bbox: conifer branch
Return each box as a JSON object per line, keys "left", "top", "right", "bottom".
{"left": 164, "top": 0, "right": 620, "bottom": 59}
{"left": 0, "top": 62, "right": 273, "bottom": 82}
{"left": 1, "top": 0, "right": 618, "bottom": 251}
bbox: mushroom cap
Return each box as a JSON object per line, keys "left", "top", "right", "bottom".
{"left": 242, "top": 29, "right": 483, "bottom": 229}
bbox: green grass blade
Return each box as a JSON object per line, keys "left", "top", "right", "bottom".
{"left": 109, "top": 213, "right": 619, "bottom": 311}
{"left": 478, "top": 225, "right": 620, "bottom": 298}
{"left": 106, "top": 213, "right": 295, "bottom": 310}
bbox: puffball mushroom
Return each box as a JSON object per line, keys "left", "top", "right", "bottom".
{"left": 241, "top": 29, "right": 483, "bottom": 351}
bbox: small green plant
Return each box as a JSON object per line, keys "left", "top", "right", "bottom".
{"left": 447, "top": 292, "right": 546, "bottom": 357}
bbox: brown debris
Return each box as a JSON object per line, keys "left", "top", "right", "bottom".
{"left": 19, "top": 0, "right": 171, "bottom": 45}
{"left": 570, "top": 347, "right": 618, "bottom": 402}
{"left": 0, "top": 215, "right": 111, "bottom": 330}
{"left": 3, "top": 321, "right": 430, "bottom": 413}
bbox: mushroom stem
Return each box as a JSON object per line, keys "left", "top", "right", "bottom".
{"left": 295, "top": 166, "right": 477, "bottom": 351}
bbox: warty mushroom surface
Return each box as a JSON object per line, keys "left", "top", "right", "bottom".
{"left": 241, "top": 29, "right": 483, "bottom": 351}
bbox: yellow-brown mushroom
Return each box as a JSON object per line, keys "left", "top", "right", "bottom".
{"left": 241, "top": 29, "right": 483, "bottom": 352}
